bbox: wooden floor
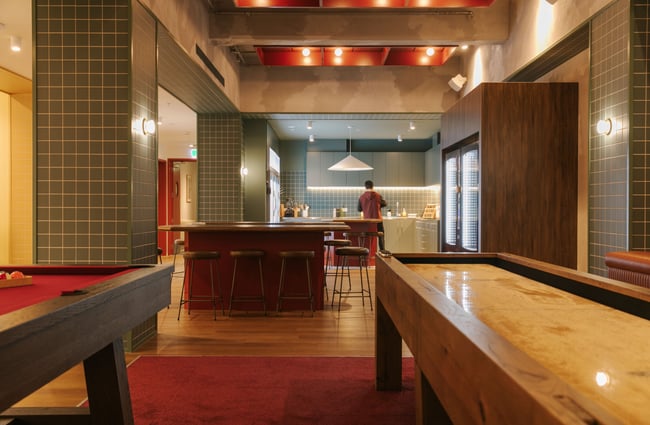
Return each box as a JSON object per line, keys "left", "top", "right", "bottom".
{"left": 14, "top": 255, "right": 394, "bottom": 408}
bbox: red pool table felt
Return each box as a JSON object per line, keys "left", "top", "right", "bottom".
{"left": 0, "top": 265, "right": 134, "bottom": 315}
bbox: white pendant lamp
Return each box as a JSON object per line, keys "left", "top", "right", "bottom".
{"left": 328, "top": 126, "right": 373, "bottom": 171}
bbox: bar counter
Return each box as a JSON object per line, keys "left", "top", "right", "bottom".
{"left": 159, "top": 221, "right": 350, "bottom": 312}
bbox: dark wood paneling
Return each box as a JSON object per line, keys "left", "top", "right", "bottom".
{"left": 440, "top": 87, "right": 482, "bottom": 150}
{"left": 442, "top": 83, "right": 578, "bottom": 268}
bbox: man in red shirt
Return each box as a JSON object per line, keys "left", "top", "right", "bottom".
{"left": 357, "top": 180, "right": 387, "bottom": 252}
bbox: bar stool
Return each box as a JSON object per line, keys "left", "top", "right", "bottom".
{"left": 178, "top": 251, "right": 224, "bottom": 320}
{"left": 172, "top": 238, "right": 185, "bottom": 276}
{"left": 276, "top": 251, "right": 315, "bottom": 315}
{"left": 229, "top": 250, "right": 266, "bottom": 316}
{"left": 363, "top": 231, "right": 385, "bottom": 253}
{"left": 323, "top": 239, "right": 352, "bottom": 300}
{"left": 331, "top": 246, "right": 373, "bottom": 312}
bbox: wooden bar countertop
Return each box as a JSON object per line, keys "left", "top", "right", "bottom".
{"left": 159, "top": 221, "right": 350, "bottom": 233}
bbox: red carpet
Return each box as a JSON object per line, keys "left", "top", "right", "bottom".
{"left": 127, "top": 356, "right": 414, "bottom": 425}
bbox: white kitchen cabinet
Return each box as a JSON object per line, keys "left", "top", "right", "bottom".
{"left": 415, "top": 219, "right": 439, "bottom": 252}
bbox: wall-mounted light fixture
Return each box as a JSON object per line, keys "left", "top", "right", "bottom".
{"left": 596, "top": 118, "right": 612, "bottom": 135}
{"left": 10, "top": 35, "right": 21, "bottom": 52}
{"left": 240, "top": 166, "right": 249, "bottom": 176}
{"left": 142, "top": 118, "right": 156, "bottom": 135}
{"left": 409, "top": 121, "right": 415, "bottom": 130}
{"left": 307, "top": 120, "right": 313, "bottom": 130}
{"left": 448, "top": 74, "right": 467, "bottom": 92}
{"left": 397, "top": 134, "right": 403, "bottom": 142}
{"left": 133, "top": 117, "right": 156, "bottom": 136}
{"left": 309, "top": 134, "right": 315, "bottom": 142}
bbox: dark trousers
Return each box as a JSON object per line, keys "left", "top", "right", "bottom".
{"left": 377, "top": 222, "right": 385, "bottom": 251}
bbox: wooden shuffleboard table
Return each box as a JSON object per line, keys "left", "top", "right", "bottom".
{"left": 375, "top": 253, "right": 650, "bottom": 425}
{"left": 0, "top": 264, "right": 173, "bottom": 425}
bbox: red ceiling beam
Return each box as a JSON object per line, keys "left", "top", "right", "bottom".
{"left": 256, "top": 46, "right": 456, "bottom": 66}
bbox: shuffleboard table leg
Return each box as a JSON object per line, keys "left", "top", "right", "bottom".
{"left": 83, "top": 338, "right": 134, "bottom": 425}
{"left": 375, "top": 299, "right": 402, "bottom": 391}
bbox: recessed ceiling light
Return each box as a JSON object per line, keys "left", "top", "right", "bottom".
{"left": 334, "top": 48, "right": 343, "bottom": 57}
{"left": 425, "top": 47, "right": 435, "bottom": 57}
{"left": 302, "top": 48, "right": 310, "bottom": 57}
{"left": 460, "top": 44, "right": 469, "bottom": 50}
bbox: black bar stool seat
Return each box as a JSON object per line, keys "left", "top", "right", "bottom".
{"left": 276, "top": 250, "right": 315, "bottom": 315}
{"left": 178, "top": 251, "right": 224, "bottom": 320}
{"left": 229, "top": 250, "right": 266, "bottom": 316}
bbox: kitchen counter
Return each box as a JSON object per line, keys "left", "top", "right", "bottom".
{"left": 159, "top": 221, "right": 350, "bottom": 311}
{"left": 382, "top": 218, "right": 439, "bottom": 253}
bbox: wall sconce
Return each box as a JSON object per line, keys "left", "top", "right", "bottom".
{"left": 142, "top": 118, "right": 156, "bottom": 135}
{"left": 309, "top": 134, "right": 315, "bottom": 142}
{"left": 448, "top": 74, "right": 467, "bottom": 92}
{"left": 596, "top": 118, "right": 612, "bottom": 135}
{"left": 10, "top": 35, "right": 21, "bottom": 52}
{"left": 409, "top": 121, "right": 415, "bottom": 130}
{"left": 240, "top": 167, "right": 249, "bottom": 176}
{"left": 397, "top": 134, "right": 403, "bottom": 142}
{"left": 307, "top": 120, "right": 313, "bottom": 130}
{"left": 133, "top": 117, "right": 156, "bottom": 136}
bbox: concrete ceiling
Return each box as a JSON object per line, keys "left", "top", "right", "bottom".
{"left": 0, "top": 0, "right": 507, "bottom": 157}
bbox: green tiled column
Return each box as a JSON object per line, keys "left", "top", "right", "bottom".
{"left": 34, "top": 0, "right": 158, "bottom": 264}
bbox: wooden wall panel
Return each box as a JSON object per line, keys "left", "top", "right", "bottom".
{"left": 440, "top": 87, "right": 482, "bottom": 149}
{"left": 441, "top": 82, "right": 578, "bottom": 268}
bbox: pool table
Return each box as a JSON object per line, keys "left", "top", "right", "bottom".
{"left": 0, "top": 264, "right": 173, "bottom": 425}
{"left": 375, "top": 253, "right": 650, "bottom": 425}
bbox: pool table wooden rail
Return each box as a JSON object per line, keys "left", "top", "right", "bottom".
{"left": 0, "top": 264, "right": 173, "bottom": 425}
{"left": 375, "top": 253, "right": 648, "bottom": 425}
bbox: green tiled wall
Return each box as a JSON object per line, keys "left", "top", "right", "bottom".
{"left": 34, "top": 0, "right": 158, "bottom": 264}
{"left": 197, "top": 113, "right": 244, "bottom": 222}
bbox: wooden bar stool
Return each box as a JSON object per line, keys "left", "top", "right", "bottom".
{"left": 172, "top": 238, "right": 185, "bottom": 276}
{"left": 323, "top": 238, "right": 352, "bottom": 300}
{"left": 276, "top": 251, "right": 315, "bottom": 315}
{"left": 229, "top": 250, "right": 266, "bottom": 316}
{"left": 331, "top": 246, "right": 373, "bottom": 312}
{"left": 178, "top": 251, "right": 224, "bottom": 320}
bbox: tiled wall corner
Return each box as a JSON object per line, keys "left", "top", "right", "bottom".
{"left": 131, "top": 0, "right": 158, "bottom": 264}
